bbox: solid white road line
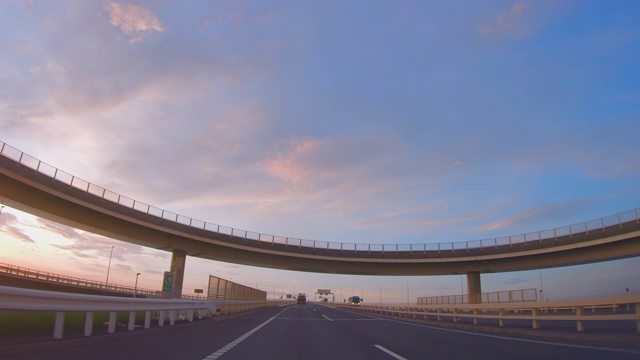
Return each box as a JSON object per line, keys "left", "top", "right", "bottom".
{"left": 375, "top": 345, "right": 408, "bottom": 360}
{"left": 381, "top": 316, "right": 640, "bottom": 356}
{"left": 322, "top": 314, "right": 333, "bottom": 321}
{"left": 329, "top": 306, "right": 640, "bottom": 355}
{"left": 202, "top": 307, "right": 290, "bottom": 360}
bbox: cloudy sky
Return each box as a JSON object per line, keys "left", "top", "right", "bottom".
{"left": 1, "top": 0, "right": 639, "bottom": 302}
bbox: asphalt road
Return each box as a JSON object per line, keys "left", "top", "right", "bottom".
{"left": 2, "top": 303, "right": 639, "bottom": 360}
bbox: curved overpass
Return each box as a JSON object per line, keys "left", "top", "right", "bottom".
{"left": 1, "top": 141, "right": 639, "bottom": 299}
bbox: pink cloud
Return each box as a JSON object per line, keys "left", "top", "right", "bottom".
{"left": 102, "top": 2, "right": 164, "bottom": 43}
{"left": 264, "top": 138, "right": 321, "bottom": 186}
{"left": 481, "top": 2, "right": 536, "bottom": 39}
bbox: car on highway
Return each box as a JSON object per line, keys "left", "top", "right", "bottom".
{"left": 297, "top": 295, "right": 307, "bottom": 304}
{"left": 348, "top": 296, "right": 361, "bottom": 304}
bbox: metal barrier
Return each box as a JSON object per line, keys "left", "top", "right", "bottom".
{"left": 2, "top": 140, "right": 638, "bottom": 256}
{"left": 0, "top": 262, "right": 159, "bottom": 298}
{"left": 0, "top": 285, "right": 217, "bottom": 340}
{"left": 334, "top": 295, "right": 640, "bottom": 333}
{"left": 418, "top": 288, "right": 538, "bottom": 305}
{"left": 207, "top": 275, "right": 267, "bottom": 302}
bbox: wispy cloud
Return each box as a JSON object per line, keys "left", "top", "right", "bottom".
{"left": 3, "top": 226, "right": 36, "bottom": 244}
{"left": 101, "top": 1, "right": 164, "bottom": 43}
{"left": 0, "top": 212, "right": 35, "bottom": 243}
{"left": 481, "top": 2, "right": 538, "bottom": 39}
{"left": 476, "top": 199, "right": 595, "bottom": 233}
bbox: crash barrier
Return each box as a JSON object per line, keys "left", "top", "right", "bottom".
{"left": 335, "top": 294, "right": 640, "bottom": 333}
{"left": 418, "top": 288, "right": 538, "bottom": 305}
{"left": 0, "top": 285, "right": 217, "bottom": 340}
{"left": 214, "top": 300, "right": 281, "bottom": 315}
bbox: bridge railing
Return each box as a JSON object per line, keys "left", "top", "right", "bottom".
{"left": 333, "top": 295, "right": 640, "bottom": 333}
{"left": 0, "top": 285, "right": 217, "bottom": 340}
{"left": 0, "top": 262, "right": 159, "bottom": 298}
{"left": 2, "top": 140, "right": 639, "bottom": 257}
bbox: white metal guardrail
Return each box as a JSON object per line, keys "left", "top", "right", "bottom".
{"left": 333, "top": 295, "right": 640, "bottom": 333}
{"left": 2, "top": 140, "right": 638, "bottom": 255}
{"left": 0, "top": 285, "right": 217, "bottom": 340}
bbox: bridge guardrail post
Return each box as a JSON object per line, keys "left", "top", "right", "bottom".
{"left": 576, "top": 306, "right": 584, "bottom": 332}
{"left": 108, "top": 312, "right": 117, "bottom": 333}
{"left": 84, "top": 312, "right": 94, "bottom": 336}
{"left": 158, "top": 311, "right": 165, "bottom": 327}
{"left": 532, "top": 308, "right": 539, "bottom": 330}
{"left": 128, "top": 311, "right": 136, "bottom": 331}
{"left": 54, "top": 312, "right": 65, "bottom": 340}
{"left": 145, "top": 311, "right": 151, "bottom": 329}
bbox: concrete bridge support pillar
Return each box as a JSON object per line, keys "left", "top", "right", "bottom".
{"left": 467, "top": 271, "right": 482, "bottom": 304}
{"left": 170, "top": 249, "right": 187, "bottom": 298}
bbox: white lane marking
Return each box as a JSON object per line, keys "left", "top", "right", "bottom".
{"left": 326, "top": 306, "right": 640, "bottom": 355}
{"left": 375, "top": 315, "right": 640, "bottom": 356}
{"left": 322, "top": 314, "right": 333, "bottom": 321}
{"left": 202, "top": 307, "right": 290, "bottom": 359}
{"left": 375, "top": 345, "right": 408, "bottom": 360}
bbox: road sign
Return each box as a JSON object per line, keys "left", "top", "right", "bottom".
{"left": 162, "top": 272, "right": 175, "bottom": 292}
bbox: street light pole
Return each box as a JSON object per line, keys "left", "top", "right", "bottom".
{"left": 406, "top": 284, "right": 409, "bottom": 304}
{"left": 539, "top": 270, "right": 544, "bottom": 301}
{"left": 105, "top": 246, "right": 114, "bottom": 286}
{"left": 134, "top": 272, "right": 141, "bottom": 298}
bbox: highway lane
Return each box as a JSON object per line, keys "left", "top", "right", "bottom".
{"left": 206, "top": 303, "right": 640, "bottom": 360}
{"left": 3, "top": 303, "right": 639, "bottom": 360}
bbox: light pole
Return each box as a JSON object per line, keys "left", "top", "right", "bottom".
{"left": 134, "top": 272, "right": 141, "bottom": 298}
{"left": 539, "top": 270, "right": 544, "bottom": 301}
{"left": 105, "top": 246, "right": 114, "bottom": 286}
{"left": 406, "top": 284, "right": 409, "bottom": 304}
{"left": 460, "top": 276, "right": 464, "bottom": 296}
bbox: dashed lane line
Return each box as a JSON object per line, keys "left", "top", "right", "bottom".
{"left": 202, "top": 307, "right": 290, "bottom": 359}
{"left": 375, "top": 345, "right": 408, "bottom": 360}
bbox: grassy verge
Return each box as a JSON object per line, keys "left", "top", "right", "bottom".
{"left": 0, "top": 310, "right": 146, "bottom": 338}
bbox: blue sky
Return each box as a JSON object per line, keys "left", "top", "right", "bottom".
{"left": 0, "top": 0, "right": 639, "bottom": 302}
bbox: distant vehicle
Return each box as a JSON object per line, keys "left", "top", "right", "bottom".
{"left": 297, "top": 295, "right": 307, "bottom": 304}
{"left": 348, "top": 296, "right": 361, "bottom": 304}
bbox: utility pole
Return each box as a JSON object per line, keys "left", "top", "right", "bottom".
{"left": 406, "top": 284, "right": 409, "bottom": 304}
{"left": 105, "top": 246, "right": 114, "bottom": 286}
{"left": 134, "top": 272, "right": 141, "bottom": 298}
{"left": 539, "top": 270, "right": 544, "bottom": 301}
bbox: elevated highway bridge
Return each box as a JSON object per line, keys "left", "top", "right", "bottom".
{"left": 1, "top": 141, "right": 639, "bottom": 302}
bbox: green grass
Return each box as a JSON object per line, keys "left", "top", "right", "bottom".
{"left": 0, "top": 310, "right": 146, "bottom": 338}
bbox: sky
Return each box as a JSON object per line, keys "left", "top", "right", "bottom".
{"left": 0, "top": 0, "right": 639, "bottom": 303}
